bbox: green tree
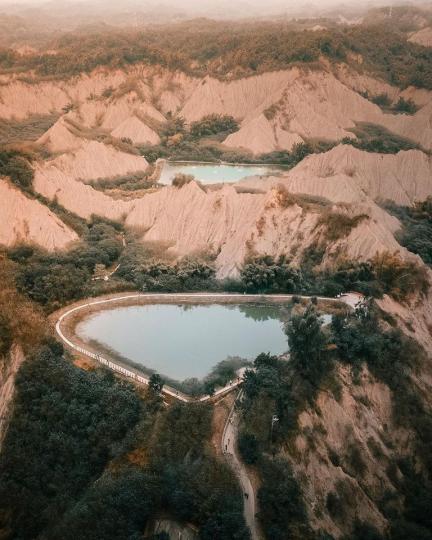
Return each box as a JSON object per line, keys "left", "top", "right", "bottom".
{"left": 257, "top": 458, "right": 310, "bottom": 539}
{"left": 287, "top": 304, "right": 327, "bottom": 383}
{"left": 149, "top": 373, "right": 164, "bottom": 394}
{"left": 204, "top": 380, "right": 216, "bottom": 397}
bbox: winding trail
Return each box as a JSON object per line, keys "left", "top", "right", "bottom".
{"left": 222, "top": 390, "right": 259, "bottom": 539}
{"left": 55, "top": 292, "right": 362, "bottom": 403}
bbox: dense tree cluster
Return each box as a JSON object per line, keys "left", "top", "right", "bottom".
{"left": 0, "top": 347, "right": 250, "bottom": 539}
{"left": 240, "top": 255, "right": 305, "bottom": 293}
{"left": 286, "top": 304, "right": 328, "bottom": 382}
{"left": 117, "top": 253, "right": 216, "bottom": 292}
{"left": 0, "top": 344, "right": 142, "bottom": 539}
{"left": 238, "top": 252, "right": 428, "bottom": 301}
{"left": 238, "top": 309, "right": 331, "bottom": 538}
{"left": 12, "top": 221, "right": 123, "bottom": 310}
{"left": 258, "top": 458, "right": 310, "bottom": 540}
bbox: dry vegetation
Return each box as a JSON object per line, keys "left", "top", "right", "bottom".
{"left": 0, "top": 19, "right": 431, "bottom": 89}
{"left": 0, "top": 253, "right": 46, "bottom": 355}
{"left": 317, "top": 211, "right": 369, "bottom": 241}
{"left": 0, "top": 114, "right": 59, "bottom": 145}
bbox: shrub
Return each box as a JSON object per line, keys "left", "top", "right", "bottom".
{"left": 384, "top": 199, "right": 432, "bottom": 266}
{"left": 0, "top": 314, "right": 12, "bottom": 356}
{"left": 371, "top": 251, "right": 429, "bottom": 301}
{"left": 371, "top": 93, "right": 391, "bottom": 107}
{"left": 257, "top": 458, "right": 311, "bottom": 539}
{"left": 0, "top": 149, "right": 34, "bottom": 190}
{"left": 326, "top": 491, "right": 343, "bottom": 519}
{"left": 346, "top": 443, "right": 367, "bottom": 475}
{"left": 317, "top": 211, "right": 368, "bottom": 241}
{"left": 189, "top": 114, "right": 238, "bottom": 138}
{"left": 393, "top": 97, "right": 418, "bottom": 115}
{"left": 240, "top": 255, "right": 304, "bottom": 293}
{"left": 286, "top": 304, "right": 328, "bottom": 384}
{"left": 172, "top": 173, "right": 195, "bottom": 188}
{"left": 343, "top": 123, "right": 419, "bottom": 154}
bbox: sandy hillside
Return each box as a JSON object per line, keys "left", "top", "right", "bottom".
{"left": 240, "top": 144, "right": 432, "bottom": 206}
{"left": 36, "top": 140, "right": 148, "bottom": 183}
{"left": 2, "top": 63, "right": 432, "bottom": 268}
{"left": 37, "top": 116, "right": 84, "bottom": 153}
{"left": 111, "top": 116, "right": 161, "bottom": 145}
{"left": 274, "top": 145, "right": 432, "bottom": 206}
{"left": 180, "top": 68, "right": 432, "bottom": 153}
{"left": 409, "top": 26, "right": 432, "bottom": 46}
{"left": 2, "top": 64, "right": 431, "bottom": 154}
{"left": 291, "top": 364, "right": 414, "bottom": 537}
{"left": 32, "top": 142, "right": 432, "bottom": 277}
{"left": 0, "top": 66, "right": 197, "bottom": 121}
{"left": 0, "top": 181, "right": 78, "bottom": 250}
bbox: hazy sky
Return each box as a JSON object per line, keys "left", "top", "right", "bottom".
{"left": 0, "top": 0, "right": 421, "bottom": 23}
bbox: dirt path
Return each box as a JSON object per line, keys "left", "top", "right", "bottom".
{"left": 222, "top": 390, "right": 260, "bottom": 540}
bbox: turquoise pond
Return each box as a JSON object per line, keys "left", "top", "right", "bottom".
{"left": 76, "top": 303, "right": 290, "bottom": 381}
{"left": 158, "top": 161, "right": 282, "bottom": 185}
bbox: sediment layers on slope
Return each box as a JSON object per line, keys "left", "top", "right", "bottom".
{"left": 271, "top": 144, "right": 432, "bottom": 206}
{"left": 180, "top": 68, "right": 432, "bottom": 153}
{"left": 35, "top": 140, "right": 148, "bottom": 184}
{"left": 37, "top": 116, "right": 84, "bottom": 153}
{"left": 33, "top": 144, "right": 432, "bottom": 277}
{"left": 291, "top": 363, "right": 414, "bottom": 538}
{"left": 111, "top": 116, "right": 161, "bottom": 145}
{"left": 2, "top": 64, "right": 432, "bottom": 155}
{"left": 0, "top": 180, "right": 78, "bottom": 250}
{"left": 408, "top": 26, "right": 432, "bottom": 47}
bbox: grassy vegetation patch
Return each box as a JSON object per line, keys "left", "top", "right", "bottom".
{"left": 317, "top": 211, "right": 369, "bottom": 241}
{"left": 343, "top": 123, "right": 421, "bottom": 154}
{"left": 0, "top": 113, "right": 59, "bottom": 145}
{"left": 383, "top": 197, "right": 432, "bottom": 266}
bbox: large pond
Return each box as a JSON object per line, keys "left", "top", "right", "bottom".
{"left": 76, "top": 303, "right": 289, "bottom": 381}
{"left": 158, "top": 161, "right": 281, "bottom": 185}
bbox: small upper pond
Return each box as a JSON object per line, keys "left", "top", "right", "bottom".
{"left": 158, "top": 161, "right": 281, "bottom": 185}
{"left": 76, "top": 303, "right": 289, "bottom": 381}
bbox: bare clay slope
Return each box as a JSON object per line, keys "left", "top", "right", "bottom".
{"left": 33, "top": 142, "right": 432, "bottom": 277}
{"left": 2, "top": 64, "right": 432, "bottom": 277}
{"left": 0, "top": 181, "right": 77, "bottom": 250}
{"left": 409, "top": 26, "right": 432, "bottom": 47}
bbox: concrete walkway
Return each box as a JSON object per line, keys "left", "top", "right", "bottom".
{"left": 55, "top": 292, "right": 363, "bottom": 402}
